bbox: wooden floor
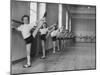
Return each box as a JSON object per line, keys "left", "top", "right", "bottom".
{"left": 11, "top": 42, "right": 96, "bottom": 74}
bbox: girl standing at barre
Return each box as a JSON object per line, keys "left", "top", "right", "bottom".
{"left": 39, "top": 22, "right": 48, "bottom": 59}
{"left": 12, "top": 15, "right": 44, "bottom": 68}
{"left": 56, "top": 25, "right": 65, "bottom": 51}
{"left": 39, "top": 22, "right": 57, "bottom": 59}
{"left": 50, "top": 25, "right": 59, "bottom": 53}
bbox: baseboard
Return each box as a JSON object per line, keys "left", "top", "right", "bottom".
{"left": 12, "top": 57, "right": 26, "bottom": 65}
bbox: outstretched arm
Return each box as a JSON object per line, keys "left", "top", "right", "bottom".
{"left": 48, "top": 23, "right": 57, "bottom": 30}
{"left": 12, "top": 19, "right": 23, "bottom": 24}
{"left": 46, "top": 27, "right": 56, "bottom": 39}
{"left": 11, "top": 20, "right": 22, "bottom": 31}
{"left": 63, "top": 31, "right": 68, "bottom": 38}
{"left": 48, "top": 27, "right": 55, "bottom": 33}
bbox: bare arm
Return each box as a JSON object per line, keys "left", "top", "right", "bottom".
{"left": 11, "top": 20, "right": 22, "bottom": 31}
{"left": 12, "top": 19, "right": 23, "bottom": 24}
{"left": 11, "top": 25, "right": 19, "bottom": 31}
{"left": 46, "top": 27, "right": 56, "bottom": 39}
{"left": 63, "top": 31, "right": 68, "bottom": 37}
{"left": 64, "top": 30, "right": 68, "bottom": 35}
{"left": 48, "top": 27, "right": 55, "bottom": 33}
{"left": 48, "top": 24, "right": 57, "bottom": 30}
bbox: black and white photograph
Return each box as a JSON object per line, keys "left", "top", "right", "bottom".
{"left": 11, "top": 0, "right": 96, "bottom": 74}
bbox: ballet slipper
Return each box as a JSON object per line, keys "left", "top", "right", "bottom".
{"left": 23, "top": 64, "right": 31, "bottom": 68}
{"left": 40, "top": 56, "right": 46, "bottom": 59}
{"left": 53, "top": 51, "right": 56, "bottom": 54}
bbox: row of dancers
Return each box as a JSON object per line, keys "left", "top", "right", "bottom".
{"left": 39, "top": 22, "right": 68, "bottom": 58}
{"left": 12, "top": 15, "right": 69, "bottom": 68}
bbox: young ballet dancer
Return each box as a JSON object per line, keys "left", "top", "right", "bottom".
{"left": 39, "top": 22, "right": 48, "bottom": 59}
{"left": 50, "top": 25, "right": 59, "bottom": 53}
{"left": 56, "top": 25, "right": 65, "bottom": 50}
{"left": 39, "top": 21, "right": 57, "bottom": 59}
{"left": 12, "top": 15, "right": 44, "bottom": 68}
{"left": 60, "top": 26, "right": 66, "bottom": 50}
{"left": 61, "top": 29, "right": 69, "bottom": 49}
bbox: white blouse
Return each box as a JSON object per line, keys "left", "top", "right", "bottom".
{"left": 17, "top": 23, "right": 35, "bottom": 39}
{"left": 39, "top": 28, "right": 48, "bottom": 35}
{"left": 51, "top": 29, "right": 59, "bottom": 37}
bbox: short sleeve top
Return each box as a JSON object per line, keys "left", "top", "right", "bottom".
{"left": 51, "top": 29, "right": 59, "bottom": 37}
{"left": 17, "top": 23, "right": 35, "bottom": 39}
{"left": 39, "top": 28, "right": 48, "bottom": 35}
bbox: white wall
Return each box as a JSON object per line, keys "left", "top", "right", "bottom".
{"left": 62, "top": 5, "right": 66, "bottom": 27}
{"left": 11, "top": 30, "right": 26, "bottom": 61}
{"left": 11, "top": 1, "right": 30, "bottom": 21}
{"left": 11, "top": 1, "right": 30, "bottom": 61}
